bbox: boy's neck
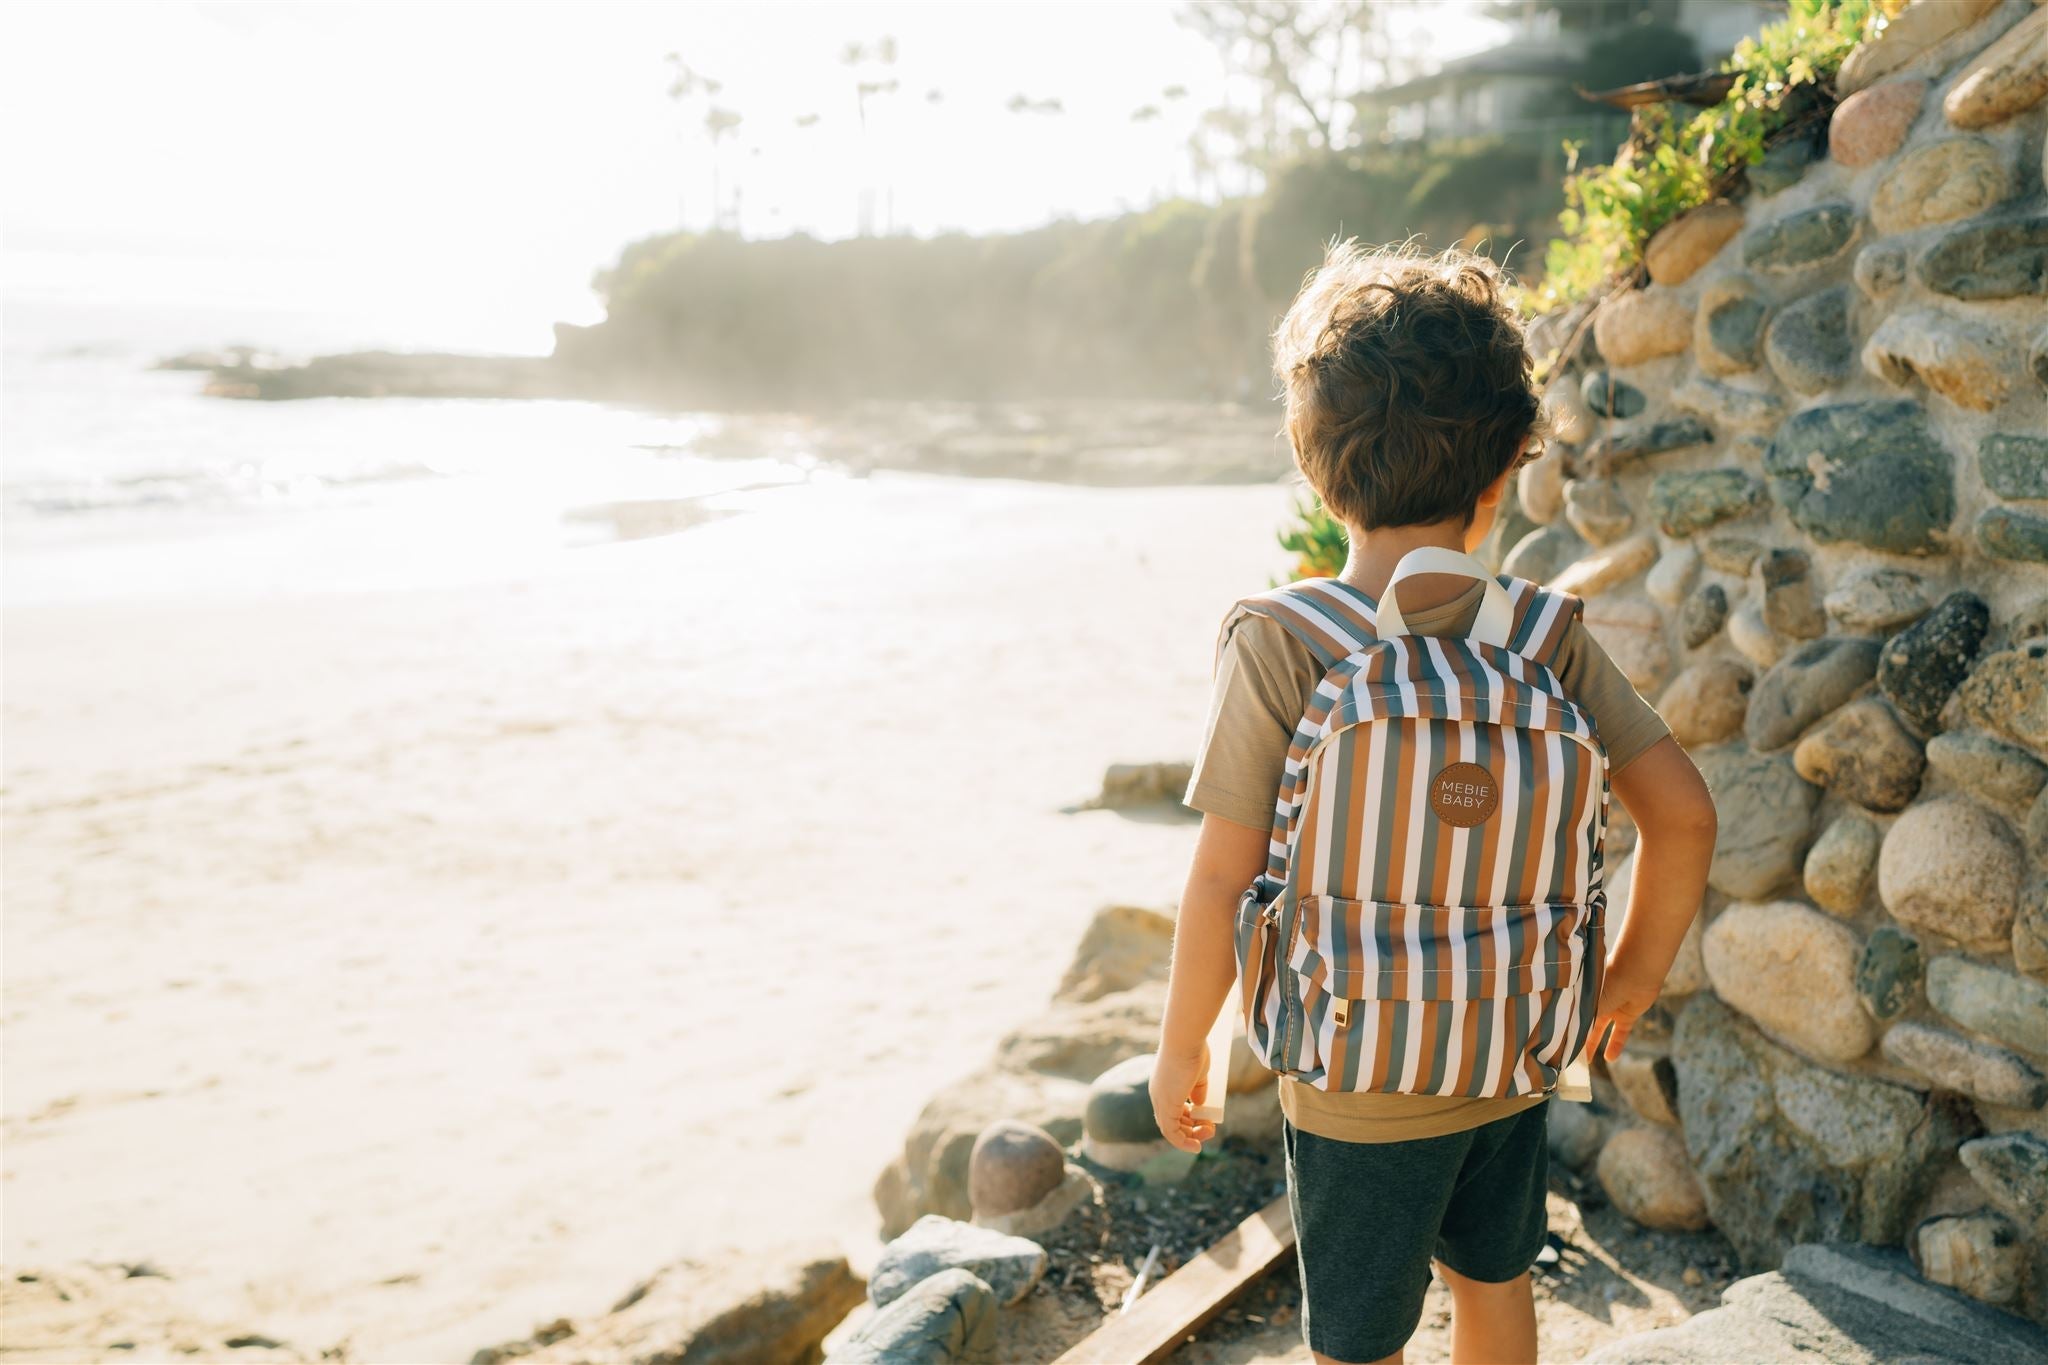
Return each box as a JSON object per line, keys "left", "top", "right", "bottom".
{"left": 1338, "top": 518, "right": 1478, "bottom": 609}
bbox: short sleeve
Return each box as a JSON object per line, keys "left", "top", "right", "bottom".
{"left": 1550, "top": 619, "right": 1672, "bottom": 773}
{"left": 1184, "top": 610, "right": 1321, "bottom": 831}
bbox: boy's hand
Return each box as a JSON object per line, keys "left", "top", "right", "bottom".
{"left": 1589, "top": 955, "right": 1662, "bottom": 1061}
{"left": 1148, "top": 1043, "right": 1218, "bottom": 1153}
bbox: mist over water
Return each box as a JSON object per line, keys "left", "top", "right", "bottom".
{"left": 1, "top": 271, "right": 827, "bottom": 607}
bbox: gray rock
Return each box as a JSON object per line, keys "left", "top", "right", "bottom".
{"left": 1792, "top": 698, "right": 1926, "bottom": 813}
{"left": 1825, "top": 567, "right": 1930, "bottom": 632}
{"left": 1053, "top": 904, "right": 1174, "bottom": 1003}
{"left": 1926, "top": 957, "right": 2048, "bottom": 1057}
{"left": 1696, "top": 275, "right": 1770, "bottom": 375}
{"left": 1746, "top": 636, "right": 1882, "bottom": 752}
{"left": 1586, "top": 417, "right": 1714, "bottom": 471}
{"left": 838, "top": 1267, "right": 998, "bottom": 1364}
{"left": 1673, "top": 996, "right": 1968, "bottom": 1269}
{"left": 1870, "top": 137, "right": 2009, "bottom": 236}
{"left": 1700, "top": 535, "right": 1764, "bottom": 576}
{"left": 1878, "top": 798, "right": 2024, "bottom": 951}
{"left": 1479, "top": 481, "right": 1537, "bottom": 574}
{"left": 1759, "top": 548, "right": 1825, "bottom": 639}
{"left": 994, "top": 980, "right": 1162, "bottom": 1080}
{"left": 2010, "top": 599, "right": 2048, "bottom": 643}
{"left": 1661, "top": 659, "right": 1753, "bottom": 746}
{"left": 1943, "top": 4, "right": 2048, "bottom": 129}
{"left": 1958, "top": 1133, "right": 2048, "bottom": 1236}
{"left": 1582, "top": 370, "right": 1645, "bottom": 419}
{"left": 1646, "top": 545, "right": 1699, "bottom": 607}
{"left": 1651, "top": 469, "right": 1764, "bottom": 538}
{"left": 1700, "top": 749, "right": 1821, "bottom": 900}
{"left": 1563, "top": 477, "right": 1634, "bottom": 546}
{"left": 869, "top": 1216, "right": 1045, "bottom": 1310}
{"left": 2034, "top": 323, "right": 2048, "bottom": 392}
{"left": 1585, "top": 1243, "right": 2047, "bottom": 1363}
{"left": 1806, "top": 814, "right": 1881, "bottom": 914}
{"left": 1728, "top": 600, "right": 1786, "bottom": 670}
{"left": 2018, "top": 875, "right": 2048, "bottom": 978}
{"left": 2032, "top": 786, "right": 2048, "bottom": 861}
{"left": 1083, "top": 1054, "right": 1161, "bottom": 1146}
{"left": 1876, "top": 592, "right": 1989, "bottom": 734}
{"left": 1852, "top": 241, "right": 1908, "bottom": 300}
{"left": 1744, "top": 203, "right": 1859, "bottom": 273}
{"left": 1518, "top": 443, "right": 1568, "bottom": 523}
{"left": 1916, "top": 1211, "right": 2024, "bottom": 1307}
{"left": 1855, "top": 926, "right": 1922, "bottom": 1022}
{"left": 1977, "top": 507, "right": 2048, "bottom": 563}
{"left": 1925, "top": 732, "right": 2048, "bottom": 805}
{"left": 1703, "top": 900, "right": 1874, "bottom": 1063}
{"left": 1598, "top": 1124, "right": 1709, "bottom": 1230}
{"left": 966, "top": 1121, "right": 1066, "bottom": 1220}
{"left": 1680, "top": 583, "right": 1730, "bottom": 650}
{"left": 1548, "top": 1095, "right": 1608, "bottom": 1171}
{"left": 1500, "top": 524, "right": 1585, "bottom": 584}
{"left": 1092, "top": 764, "right": 1196, "bottom": 812}
{"left": 1881, "top": 1022, "right": 2048, "bottom": 1108}
{"left": 1745, "top": 137, "right": 1814, "bottom": 196}
{"left": 1671, "top": 375, "right": 1785, "bottom": 434}
{"left": 1916, "top": 210, "right": 2048, "bottom": 301}
{"left": 1764, "top": 400, "right": 1953, "bottom": 555}
{"left": 1980, "top": 433, "right": 2048, "bottom": 499}
{"left": 480, "top": 1244, "right": 866, "bottom": 1365}
{"left": 1646, "top": 202, "right": 1745, "bottom": 286}
{"left": 1553, "top": 533, "right": 1658, "bottom": 600}
{"left": 1864, "top": 308, "right": 2021, "bottom": 412}
{"left": 1609, "top": 1051, "right": 1681, "bottom": 1126}
{"left": 1593, "top": 289, "right": 1694, "bottom": 367}
{"left": 875, "top": 1066, "right": 1090, "bottom": 1238}
{"left": 1765, "top": 286, "right": 1855, "bottom": 396}
{"left": 1582, "top": 594, "right": 1671, "bottom": 689}
{"left": 1953, "top": 642, "right": 2048, "bottom": 754}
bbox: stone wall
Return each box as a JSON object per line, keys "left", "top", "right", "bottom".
{"left": 1505, "top": 0, "right": 2048, "bottom": 1324}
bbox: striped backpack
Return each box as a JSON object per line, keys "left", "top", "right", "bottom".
{"left": 1230, "top": 547, "right": 1608, "bottom": 1099}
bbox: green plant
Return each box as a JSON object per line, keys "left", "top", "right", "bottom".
{"left": 1277, "top": 493, "right": 1348, "bottom": 581}
{"left": 1529, "top": 0, "right": 1881, "bottom": 312}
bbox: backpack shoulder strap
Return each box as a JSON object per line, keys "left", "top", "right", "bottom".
{"left": 1501, "top": 576, "right": 1583, "bottom": 668}
{"left": 1223, "top": 576, "right": 1380, "bottom": 671}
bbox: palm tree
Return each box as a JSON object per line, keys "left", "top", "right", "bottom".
{"left": 704, "top": 106, "right": 743, "bottom": 230}
{"left": 663, "top": 55, "right": 724, "bottom": 230}
{"left": 842, "top": 36, "right": 901, "bottom": 234}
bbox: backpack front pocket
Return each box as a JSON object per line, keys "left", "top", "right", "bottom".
{"left": 1287, "top": 894, "right": 1600, "bottom": 1097}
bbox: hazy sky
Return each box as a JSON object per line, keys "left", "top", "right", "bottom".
{"left": 2, "top": 1, "right": 1495, "bottom": 350}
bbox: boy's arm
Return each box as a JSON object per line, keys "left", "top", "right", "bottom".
{"left": 1149, "top": 813, "right": 1268, "bottom": 1153}
{"left": 1593, "top": 736, "right": 1718, "bottom": 1059}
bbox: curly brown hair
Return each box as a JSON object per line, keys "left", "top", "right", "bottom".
{"left": 1272, "top": 240, "right": 1541, "bottom": 531}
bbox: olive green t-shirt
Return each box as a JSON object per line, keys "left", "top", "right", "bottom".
{"left": 1185, "top": 579, "right": 1670, "bottom": 1144}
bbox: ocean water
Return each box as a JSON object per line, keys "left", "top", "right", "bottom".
{"left": 1, "top": 274, "right": 823, "bottom": 607}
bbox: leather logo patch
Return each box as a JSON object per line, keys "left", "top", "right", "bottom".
{"left": 1429, "top": 762, "right": 1499, "bottom": 827}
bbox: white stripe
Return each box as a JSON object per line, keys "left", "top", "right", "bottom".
{"left": 1397, "top": 902, "right": 1427, "bottom": 1088}
{"left": 1295, "top": 578, "right": 1380, "bottom": 632}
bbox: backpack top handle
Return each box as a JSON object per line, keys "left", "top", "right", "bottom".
{"left": 1372, "top": 546, "right": 1515, "bottom": 650}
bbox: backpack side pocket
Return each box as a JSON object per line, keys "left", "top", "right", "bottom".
{"left": 1233, "top": 881, "right": 1288, "bottom": 1075}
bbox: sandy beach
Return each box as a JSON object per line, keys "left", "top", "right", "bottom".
{"left": 3, "top": 467, "right": 1297, "bottom": 1361}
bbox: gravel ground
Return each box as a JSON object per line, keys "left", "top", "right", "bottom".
{"left": 994, "top": 1138, "right": 1740, "bottom": 1364}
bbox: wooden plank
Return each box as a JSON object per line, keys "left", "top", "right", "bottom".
{"left": 1051, "top": 1194, "right": 1296, "bottom": 1365}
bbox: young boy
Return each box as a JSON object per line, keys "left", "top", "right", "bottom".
{"left": 1149, "top": 243, "right": 1718, "bottom": 1365}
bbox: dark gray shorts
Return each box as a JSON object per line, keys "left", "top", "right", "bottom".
{"left": 1282, "top": 1103, "right": 1550, "bottom": 1363}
